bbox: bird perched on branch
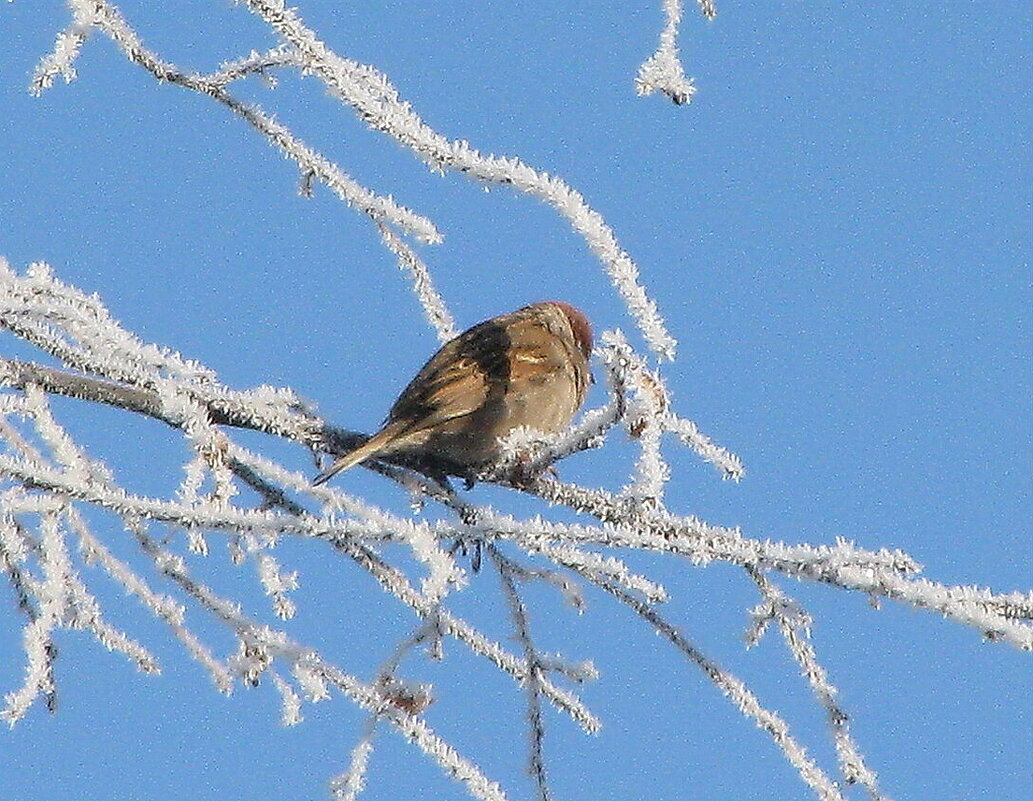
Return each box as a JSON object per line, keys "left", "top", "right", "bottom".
{"left": 313, "top": 301, "right": 593, "bottom": 485}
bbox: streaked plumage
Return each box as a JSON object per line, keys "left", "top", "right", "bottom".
{"left": 313, "top": 301, "right": 592, "bottom": 485}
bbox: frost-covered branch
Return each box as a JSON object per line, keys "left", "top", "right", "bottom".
{"left": 590, "top": 569, "right": 849, "bottom": 801}
{"left": 636, "top": 0, "right": 715, "bottom": 105}
{"left": 746, "top": 567, "right": 890, "bottom": 800}
{"left": 3, "top": 253, "right": 1030, "bottom": 799}
{"left": 34, "top": 0, "right": 679, "bottom": 357}
{"left": 43, "top": 0, "right": 440, "bottom": 244}
{"left": 238, "top": 0, "right": 677, "bottom": 359}
{"left": 6, "top": 3, "right": 1029, "bottom": 800}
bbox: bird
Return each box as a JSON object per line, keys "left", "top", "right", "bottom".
{"left": 313, "top": 301, "right": 593, "bottom": 485}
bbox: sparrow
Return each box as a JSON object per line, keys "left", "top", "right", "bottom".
{"left": 313, "top": 301, "right": 593, "bottom": 485}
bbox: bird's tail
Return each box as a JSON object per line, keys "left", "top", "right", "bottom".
{"left": 311, "top": 423, "right": 405, "bottom": 486}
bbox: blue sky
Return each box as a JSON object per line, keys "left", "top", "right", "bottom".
{"left": 1, "top": 3, "right": 1030, "bottom": 800}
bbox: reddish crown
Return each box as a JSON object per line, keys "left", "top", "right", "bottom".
{"left": 546, "top": 301, "right": 593, "bottom": 361}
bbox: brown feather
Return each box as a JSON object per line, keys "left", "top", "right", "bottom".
{"left": 313, "top": 301, "right": 593, "bottom": 483}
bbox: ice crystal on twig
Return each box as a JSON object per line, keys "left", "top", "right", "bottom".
{"left": 3, "top": 3, "right": 1028, "bottom": 799}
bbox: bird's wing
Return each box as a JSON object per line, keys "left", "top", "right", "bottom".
{"left": 386, "top": 313, "right": 513, "bottom": 430}
{"left": 312, "top": 307, "right": 584, "bottom": 484}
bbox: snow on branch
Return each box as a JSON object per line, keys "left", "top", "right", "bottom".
{"left": 238, "top": 0, "right": 677, "bottom": 359}
{"left": 36, "top": 0, "right": 441, "bottom": 252}
{"left": 3, "top": 250, "right": 1031, "bottom": 796}
{"left": 636, "top": 0, "right": 716, "bottom": 106}
{"left": 8, "top": 3, "right": 1030, "bottom": 800}
{"left": 746, "top": 567, "right": 887, "bottom": 798}
{"left": 588, "top": 573, "right": 850, "bottom": 801}
{"left": 31, "top": 0, "right": 682, "bottom": 358}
